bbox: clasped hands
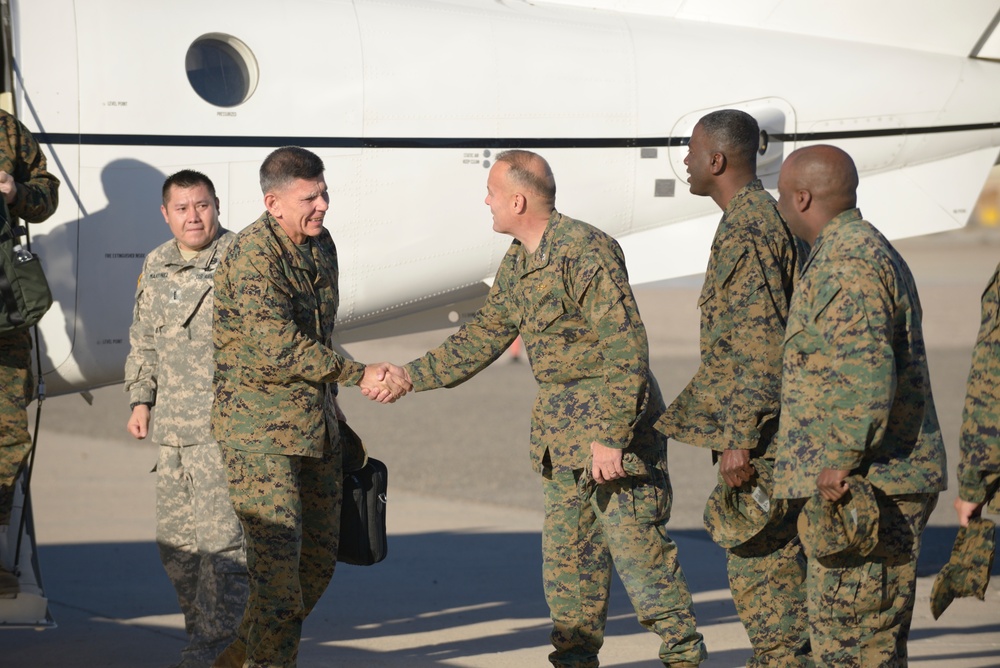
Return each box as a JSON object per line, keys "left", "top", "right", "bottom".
{"left": 360, "top": 363, "right": 412, "bottom": 404}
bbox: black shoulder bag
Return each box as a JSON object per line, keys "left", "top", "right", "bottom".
{"left": 0, "top": 205, "right": 52, "bottom": 333}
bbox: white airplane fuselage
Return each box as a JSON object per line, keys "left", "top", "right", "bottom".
{"left": 11, "top": 0, "right": 1000, "bottom": 395}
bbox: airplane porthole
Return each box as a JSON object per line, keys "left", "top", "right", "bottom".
{"left": 186, "top": 34, "right": 259, "bottom": 107}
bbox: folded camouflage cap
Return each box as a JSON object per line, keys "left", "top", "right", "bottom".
{"left": 798, "top": 475, "right": 880, "bottom": 559}
{"left": 704, "top": 458, "right": 787, "bottom": 548}
{"left": 930, "top": 517, "right": 996, "bottom": 620}
{"left": 339, "top": 420, "right": 368, "bottom": 473}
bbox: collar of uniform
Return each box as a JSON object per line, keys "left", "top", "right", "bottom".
{"left": 715, "top": 179, "right": 765, "bottom": 242}
{"left": 264, "top": 212, "right": 315, "bottom": 270}
{"left": 518, "top": 209, "right": 561, "bottom": 273}
{"left": 723, "top": 178, "right": 765, "bottom": 219}
{"left": 802, "top": 207, "right": 863, "bottom": 274}
{"left": 164, "top": 230, "right": 227, "bottom": 271}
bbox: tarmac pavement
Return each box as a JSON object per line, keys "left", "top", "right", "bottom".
{"left": 2, "top": 226, "right": 999, "bottom": 667}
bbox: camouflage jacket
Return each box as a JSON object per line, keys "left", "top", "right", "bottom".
{"left": 212, "top": 212, "right": 365, "bottom": 456}
{"left": 658, "top": 180, "right": 798, "bottom": 454}
{"left": 957, "top": 261, "right": 1000, "bottom": 510}
{"left": 772, "top": 209, "right": 946, "bottom": 499}
{"left": 0, "top": 110, "right": 59, "bottom": 223}
{"left": 404, "top": 210, "right": 665, "bottom": 474}
{"left": 124, "top": 231, "right": 234, "bottom": 446}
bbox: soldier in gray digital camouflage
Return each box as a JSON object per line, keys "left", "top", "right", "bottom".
{"left": 381, "top": 150, "right": 706, "bottom": 667}
{"left": 211, "top": 146, "right": 408, "bottom": 668}
{"left": 954, "top": 260, "right": 1000, "bottom": 527}
{"left": 123, "top": 170, "right": 247, "bottom": 668}
{"left": 0, "top": 109, "right": 60, "bottom": 596}
{"left": 656, "top": 109, "right": 809, "bottom": 667}
{"left": 772, "top": 144, "right": 947, "bottom": 666}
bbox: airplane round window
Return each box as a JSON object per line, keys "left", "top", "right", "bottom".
{"left": 186, "top": 34, "right": 259, "bottom": 107}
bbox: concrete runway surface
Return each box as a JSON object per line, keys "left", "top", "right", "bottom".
{"left": 2, "top": 226, "right": 999, "bottom": 667}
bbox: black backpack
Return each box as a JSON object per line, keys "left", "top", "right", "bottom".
{"left": 0, "top": 203, "right": 52, "bottom": 333}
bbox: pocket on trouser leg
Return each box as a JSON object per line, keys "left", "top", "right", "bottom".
{"left": 627, "top": 464, "right": 671, "bottom": 525}
{"left": 810, "top": 557, "right": 891, "bottom": 665}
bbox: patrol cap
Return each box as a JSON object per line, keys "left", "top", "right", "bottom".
{"left": 339, "top": 420, "right": 368, "bottom": 473}
{"left": 704, "top": 458, "right": 786, "bottom": 548}
{"left": 797, "top": 475, "right": 880, "bottom": 559}
{"left": 930, "top": 517, "right": 996, "bottom": 619}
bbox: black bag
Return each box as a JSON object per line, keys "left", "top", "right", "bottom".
{"left": 0, "top": 207, "right": 52, "bottom": 333}
{"left": 338, "top": 422, "right": 388, "bottom": 566}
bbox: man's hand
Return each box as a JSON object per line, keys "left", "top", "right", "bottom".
{"left": 954, "top": 497, "right": 985, "bottom": 528}
{"left": 591, "top": 441, "right": 625, "bottom": 484}
{"left": 817, "top": 467, "right": 850, "bottom": 502}
{"left": 719, "top": 449, "right": 754, "bottom": 488}
{"left": 0, "top": 171, "right": 16, "bottom": 205}
{"left": 127, "top": 404, "right": 151, "bottom": 440}
{"left": 359, "top": 362, "right": 412, "bottom": 403}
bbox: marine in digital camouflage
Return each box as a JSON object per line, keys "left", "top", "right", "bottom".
{"left": 957, "top": 261, "right": 1000, "bottom": 513}
{"left": 218, "top": 439, "right": 341, "bottom": 668}
{"left": 0, "top": 110, "right": 59, "bottom": 529}
{"left": 406, "top": 210, "right": 658, "bottom": 473}
{"left": 212, "top": 203, "right": 360, "bottom": 668}
{"left": 930, "top": 517, "right": 996, "bottom": 619}
{"left": 123, "top": 229, "right": 247, "bottom": 666}
{"left": 658, "top": 180, "right": 797, "bottom": 454}
{"left": 212, "top": 211, "right": 364, "bottom": 457}
{"left": 0, "top": 109, "right": 59, "bottom": 224}
{"left": 807, "top": 492, "right": 936, "bottom": 666}
{"left": 658, "top": 177, "right": 808, "bottom": 667}
{"left": 0, "top": 334, "right": 32, "bottom": 527}
{"left": 405, "top": 207, "right": 705, "bottom": 667}
{"left": 773, "top": 207, "right": 945, "bottom": 665}
{"left": 772, "top": 209, "right": 946, "bottom": 499}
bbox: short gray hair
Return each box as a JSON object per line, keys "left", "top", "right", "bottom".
{"left": 259, "top": 146, "right": 325, "bottom": 194}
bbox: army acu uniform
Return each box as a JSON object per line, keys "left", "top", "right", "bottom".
{"left": 212, "top": 212, "right": 366, "bottom": 668}
{"left": 0, "top": 111, "right": 59, "bottom": 575}
{"left": 657, "top": 180, "right": 808, "bottom": 667}
{"left": 404, "top": 210, "right": 706, "bottom": 668}
{"left": 957, "top": 261, "right": 1000, "bottom": 515}
{"left": 124, "top": 229, "right": 247, "bottom": 666}
{"left": 772, "top": 209, "right": 946, "bottom": 666}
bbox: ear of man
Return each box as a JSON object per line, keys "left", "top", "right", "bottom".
{"left": 710, "top": 151, "right": 727, "bottom": 176}
{"left": 264, "top": 192, "right": 280, "bottom": 218}
{"left": 795, "top": 188, "right": 812, "bottom": 214}
{"left": 512, "top": 192, "right": 528, "bottom": 214}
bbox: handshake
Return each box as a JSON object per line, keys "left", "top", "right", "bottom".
{"left": 359, "top": 363, "right": 413, "bottom": 404}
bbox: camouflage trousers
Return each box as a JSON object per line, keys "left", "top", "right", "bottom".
{"left": 0, "top": 331, "right": 32, "bottom": 527}
{"left": 157, "top": 443, "right": 248, "bottom": 666}
{"left": 727, "top": 498, "right": 810, "bottom": 667}
{"left": 806, "top": 492, "right": 937, "bottom": 667}
{"left": 220, "top": 439, "right": 341, "bottom": 668}
{"left": 542, "top": 457, "right": 706, "bottom": 667}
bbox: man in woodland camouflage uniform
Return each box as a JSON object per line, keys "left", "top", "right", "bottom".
{"left": 124, "top": 170, "right": 246, "bottom": 668}
{"left": 772, "top": 144, "right": 946, "bottom": 665}
{"left": 211, "top": 146, "right": 407, "bottom": 668}
{"left": 954, "top": 260, "right": 1000, "bottom": 527}
{"left": 656, "top": 109, "right": 808, "bottom": 667}
{"left": 0, "top": 109, "right": 59, "bottom": 596}
{"left": 392, "top": 150, "right": 706, "bottom": 667}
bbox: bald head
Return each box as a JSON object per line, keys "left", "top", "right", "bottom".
{"left": 784, "top": 145, "right": 859, "bottom": 213}
{"left": 494, "top": 150, "right": 557, "bottom": 209}
{"left": 777, "top": 145, "right": 860, "bottom": 244}
{"left": 486, "top": 150, "right": 557, "bottom": 252}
